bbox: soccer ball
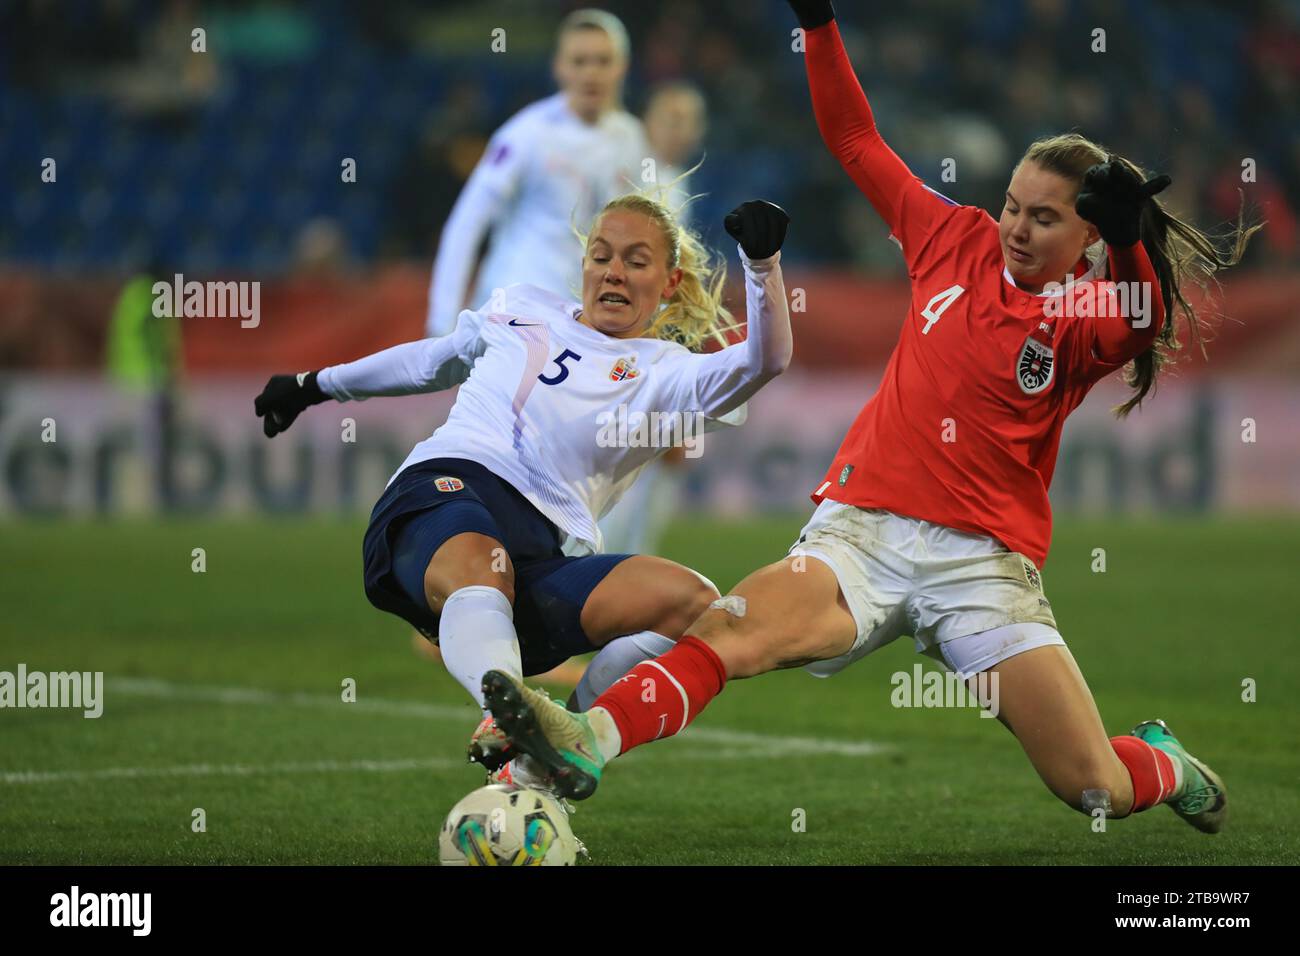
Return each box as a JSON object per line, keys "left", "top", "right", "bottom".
{"left": 439, "top": 784, "right": 578, "bottom": 866}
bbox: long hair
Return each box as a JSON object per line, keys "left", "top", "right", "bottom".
{"left": 577, "top": 188, "right": 738, "bottom": 351}
{"left": 1020, "top": 133, "right": 1263, "bottom": 416}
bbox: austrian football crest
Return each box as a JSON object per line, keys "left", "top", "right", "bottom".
{"left": 609, "top": 356, "right": 640, "bottom": 382}
{"left": 1016, "top": 336, "right": 1055, "bottom": 395}
{"left": 434, "top": 477, "right": 464, "bottom": 492}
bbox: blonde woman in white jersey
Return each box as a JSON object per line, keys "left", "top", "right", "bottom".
{"left": 598, "top": 82, "right": 710, "bottom": 558}
{"left": 255, "top": 195, "right": 792, "bottom": 781}
{"left": 425, "top": 9, "right": 650, "bottom": 339}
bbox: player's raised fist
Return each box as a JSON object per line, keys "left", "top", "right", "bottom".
{"left": 787, "top": 0, "right": 836, "bottom": 30}
{"left": 254, "top": 371, "right": 328, "bottom": 437}
{"left": 725, "top": 200, "right": 790, "bottom": 260}
{"left": 1075, "top": 158, "right": 1171, "bottom": 248}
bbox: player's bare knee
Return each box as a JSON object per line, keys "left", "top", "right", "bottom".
{"left": 673, "top": 575, "right": 721, "bottom": 632}
{"left": 637, "top": 570, "right": 719, "bottom": 638}
{"left": 424, "top": 554, "right": 515, "bottom": 609}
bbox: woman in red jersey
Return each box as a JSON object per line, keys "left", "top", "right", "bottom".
{"left": 482, "top": 0, "right": 1260, "bottom": 831}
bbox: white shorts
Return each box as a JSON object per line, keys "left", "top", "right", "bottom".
{"left": 788, "top": 500, "right": 1063, "bottom": 679}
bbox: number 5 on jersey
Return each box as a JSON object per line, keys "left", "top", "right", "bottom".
{"left": 539, "top": 349, "right": 582, "bottom": 385}
{"left": 921, "top": 285, "right": 965, "bottom": 335}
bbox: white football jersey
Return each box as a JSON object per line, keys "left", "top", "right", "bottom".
{"left": 427, "top": 93, "right": 651, "bottom": 336}
{"left": 322, "top": 250, "right": 791, "bottom": 556}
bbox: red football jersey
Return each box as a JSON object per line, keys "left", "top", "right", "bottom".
{"left": 804, "top": 22, "right": 1164, "bottom": 567}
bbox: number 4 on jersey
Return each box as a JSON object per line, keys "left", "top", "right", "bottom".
{"left": 921, "top": 285, "right": 965, "bottom": 334}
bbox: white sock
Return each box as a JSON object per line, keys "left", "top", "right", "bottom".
{"left": 438, "top": 585, "right": 521, "bottom": 708}
{"left": 573, "top": 631, "right": 676, "bottom": 711}
{"left": 588, "top": 707, "right": 622, "bottom": 763}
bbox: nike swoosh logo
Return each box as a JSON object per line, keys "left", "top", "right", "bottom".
{"left": 508, "top": 318, "right": 541, "bottom": 327}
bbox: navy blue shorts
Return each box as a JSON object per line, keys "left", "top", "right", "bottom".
{"left": 362, "top": 457, "right": 633, "bottom": 676}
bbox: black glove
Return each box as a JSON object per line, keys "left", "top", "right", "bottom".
{"left": 725, "top": 200, "right": 790, "bottom": 260}
{"left": 1075, "top": 159, "right": 1171, "bottom": 248}
{"left": 787, "top": 0, "right": 836, "bottom": 30}
{"left": 254, "top": 371, "right": 328, "bottom": 437}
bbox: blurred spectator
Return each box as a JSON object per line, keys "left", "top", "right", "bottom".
{"left": 643, "top": 81, "right": 708, "bottom": 220}
{"left": 102, "top": 0, "right": 219, "bottom": 123}
{"left": 383, "top": 83, "right": 492, "bottom": 260}
{"left": 293, "top": 217, "right": 354, "bottom": 278}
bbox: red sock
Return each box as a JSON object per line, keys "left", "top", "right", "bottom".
{"left": 1110, "top": 735, "right": 1178, "bottom": 811}
{"left": 592, "top": 636, "right": 727, "bottom": 755}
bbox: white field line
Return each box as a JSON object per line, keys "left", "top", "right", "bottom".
{"left": 2, "top": 757, "right": 464, "bottom": 785}
{"left": 104, "top": 677, "right": 892, "bottom": 758}
{"left": 111, "top": 677, "right": 473, "bottom": 720}
{"left": 0, "top": 678, "right": 893, "bottom": 785}
{"left": 677, "top": 725, "right": 889, "bottom": 757}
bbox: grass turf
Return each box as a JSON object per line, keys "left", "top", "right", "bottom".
{"left": 0, "top": 515, "right": 1297, "bottom": 865}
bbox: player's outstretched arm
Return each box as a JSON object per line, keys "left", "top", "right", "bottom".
{"left": 684, "top": 200, "right": 793, "bottom": 419}
{"left": 788, "top": 1, "right": 919, "bottom": 232}
{"left": 1075, "top": 160, "right": 1171, "bottom": 362}
{"left": 254, "top": 319, "right": 484, "bottom": 437}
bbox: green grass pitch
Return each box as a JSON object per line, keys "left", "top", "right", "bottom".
{"left": 1, "top": 515, "right": 1297, "bottom": 865}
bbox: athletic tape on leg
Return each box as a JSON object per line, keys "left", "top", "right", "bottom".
{"left": 709, "top": 595, "right": 747, "bottom": 618}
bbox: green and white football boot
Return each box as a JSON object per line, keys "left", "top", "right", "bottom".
{"left": 481, "top": 670, "right": 605, "bottom": 801}
{"left": 1131, "top": 719, "right": 1227, "bottom": 834}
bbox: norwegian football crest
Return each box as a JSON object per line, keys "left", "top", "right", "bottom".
{"left": 609, "top": 356, "right": 640, "bottom": 382}
{"left": 1016, "top": 337, "right": 1055, "bottom": 395}
{"left": 434, "top": 477, "right": 464, "bottom": 492}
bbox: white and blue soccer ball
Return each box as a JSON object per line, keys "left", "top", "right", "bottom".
{"left": 439, "top": 784, "right": 578, "bottom": 866}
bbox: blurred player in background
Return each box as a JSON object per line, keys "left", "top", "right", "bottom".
{"left": 483, "top": 0, "right": 1260, "bottom": 837}
{"left": 424, "top": 8, "right": 648, "bottom": 338}
{"left": 598, "top": 82, "right": 709, "bottom": 556}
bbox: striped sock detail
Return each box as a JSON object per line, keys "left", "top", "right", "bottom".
{"left": 1111, "top": 735, "right": 1179, "bottom": 811}
{"left": 644, "top": 659, "right": 692, "bottom": 736}
{"left": 592, "top": 636, "right": 727, "bottom": 755}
